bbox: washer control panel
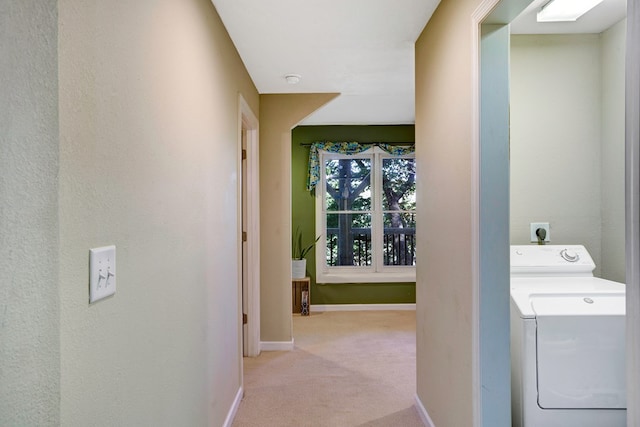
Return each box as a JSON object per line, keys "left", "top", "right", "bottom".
{"left": 511, "top": 245, "right": 595, "bottom": 276}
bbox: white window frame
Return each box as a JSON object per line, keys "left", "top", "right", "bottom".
{"left": 315, "top": 146, "right": 416, "bottom": 283}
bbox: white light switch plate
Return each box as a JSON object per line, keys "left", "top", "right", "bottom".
{"left": 89, "top": 245, "right": 116, "bottom": 303}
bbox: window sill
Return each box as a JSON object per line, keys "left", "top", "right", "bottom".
{"left": 316, "top": 270, "right": 416, "bottom": 284}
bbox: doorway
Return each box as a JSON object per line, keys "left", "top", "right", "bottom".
{"left": 474, "top": 0, "right": 638, "bottom": 424}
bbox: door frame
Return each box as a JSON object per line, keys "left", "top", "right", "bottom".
{"left": 472, "top": 2, "right": 517, "bottom": 423}
{"left": 239, "top": 95, "right": 260, "bottom": 357}
{"left": 625, "top": 1, "right": 640, "bottom": 423}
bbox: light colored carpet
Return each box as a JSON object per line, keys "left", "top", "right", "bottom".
{"left": 232, "top": 310, "right": 422, "bottom": 427}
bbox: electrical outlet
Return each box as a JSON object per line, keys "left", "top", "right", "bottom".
{"left": 89, "top": 245, "right": 116, "bottom": 303}
{"left": 530, "top": 222, "right": 550, "bottom": 243}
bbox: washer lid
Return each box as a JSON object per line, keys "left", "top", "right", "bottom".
{"left": 531, "top": 293, "right": 626, "bottom": 317}
{"left": 535, "top": 294, "right": 626, "bottom": 409}
{"left": 510, "top": 277, "right": 626, "bottom": 319}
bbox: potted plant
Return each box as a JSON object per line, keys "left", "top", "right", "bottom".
{"left": 292, "top": 227, "right": 320, "bottom": 279}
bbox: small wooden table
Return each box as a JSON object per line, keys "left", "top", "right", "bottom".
{"left": 292, "top": 277, "right": 310, "bottom": 315}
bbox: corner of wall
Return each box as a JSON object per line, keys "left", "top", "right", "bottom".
{"left": 258, "top": 93, "right": 338, "bottom": 342}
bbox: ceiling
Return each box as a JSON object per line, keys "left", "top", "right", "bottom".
{"left": 510, "top": 0, "right": 626, "bottom": 34}
{"left": 212, "top": 0, "right": 626, "bottom": 126}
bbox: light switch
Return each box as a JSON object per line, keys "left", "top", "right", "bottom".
{"left": 89, "top": 245, "right": 116, "bottom": 303}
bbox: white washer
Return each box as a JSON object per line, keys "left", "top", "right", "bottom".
{"left": 510, "top": 245, "right": 626, "bottom": 427}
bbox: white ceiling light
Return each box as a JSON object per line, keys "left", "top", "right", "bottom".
{"left": 284, "top": 74, "right": 301, "bottom": 84}
{"left": 537, "top": 0, "right": 604, "bottom": 22}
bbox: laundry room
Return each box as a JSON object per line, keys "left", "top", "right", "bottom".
{"left": 507, "top": 5, "right": 628, "bottom": 425}
{"left": 509, "top": 15, "right": 626, "bottom": 283}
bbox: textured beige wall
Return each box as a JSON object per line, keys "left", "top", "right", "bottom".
{"left": 259, "top": 94, "right": 338, "bottom": 343}
{"left": 415, "top": 0, "right": 481, "bottom": 424}
{"left": 58, "top": 0, "right": 258, "bottom": 425}
{"left": 0, "top": 2, "right": 60, "bottom": 425}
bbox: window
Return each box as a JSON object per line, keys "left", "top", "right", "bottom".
{"left": 315, "top": 146, "right": 416, "bottom": 283}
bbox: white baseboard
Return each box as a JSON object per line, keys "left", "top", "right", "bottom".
{"left": 223, "top": 386, "right": 243, "bottom": 427}
{"left": 311, "top": 303, "right": 416, "bottom": 312}
{"left": 415, "top": 394, "right": 435, "bottom": 427}
{"left": 260, "top": 339, "right": 295, "bottom": 351}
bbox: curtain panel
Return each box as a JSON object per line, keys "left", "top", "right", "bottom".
{"left": 307, "top": 141, "right": 415, "bottom": 192}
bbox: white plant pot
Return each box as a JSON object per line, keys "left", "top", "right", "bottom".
{"left": 292, "top": 259, "right": 307, "bottom": 279}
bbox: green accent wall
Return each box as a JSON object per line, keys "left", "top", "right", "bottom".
{"left": 291, "top": 125, "right": 416, "bottom": 304}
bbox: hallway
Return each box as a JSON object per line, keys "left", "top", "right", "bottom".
{"left": 233, "top": 311, "right": 421, "bottom": 426}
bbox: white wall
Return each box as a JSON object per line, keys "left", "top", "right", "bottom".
{"left": 0, "top": 2, "right": 60, "bottom": 425}
{"left": 510, "top": 27, "right": 626, "bottom": 280}
{"left": 601, "top": 19, "right": 627, "bottom": 283}
{"left": 58, "top": 0, "right": 258, "bottom": 425}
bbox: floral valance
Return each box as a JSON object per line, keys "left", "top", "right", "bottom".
{"left": 307, "top": 141, "right": 415, "bottom": 192}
